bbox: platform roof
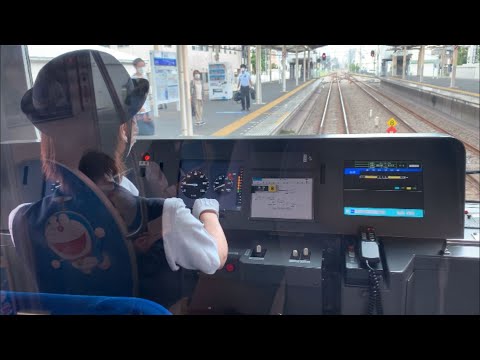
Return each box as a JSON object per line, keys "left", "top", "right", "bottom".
{"left": 385, "top": 45, "right": 453, "bottom": 50}
{"left": 263, "top": 45, "right": 327, "bottom": 53}
{"left": 27, "top": 45, "right": 137, "bottom": 62}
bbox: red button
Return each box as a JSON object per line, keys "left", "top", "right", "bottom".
{"left": 225, "top": 263, "right": 235, "bottom": 272}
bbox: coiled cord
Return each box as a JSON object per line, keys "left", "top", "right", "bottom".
{"left": 366, "top": 260, "right": 383, "bottom": 315}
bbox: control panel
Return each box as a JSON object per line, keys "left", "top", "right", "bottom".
{"left": 135, "top": 135, "right": 466, "bottom": 239}
{"left": 130, "top": 135, "right": 472, "bottom": 313}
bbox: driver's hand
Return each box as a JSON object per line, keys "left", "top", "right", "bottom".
{"left": 133, "top": 233, "right": 151, "bottom": 253}
{"left": 192, "top": 198, "right": 219, "bottom": 219}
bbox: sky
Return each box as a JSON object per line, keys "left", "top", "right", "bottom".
{"left": 320, "top": 45, "right": 379, "bottom": 67}
{"left": 323, "top": 45, "right": 377, "bottom": 58}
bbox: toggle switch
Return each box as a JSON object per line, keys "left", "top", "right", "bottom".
{"left": 301, "top": 247, "right": 311, "bottom": 260}
{"left": 290, "top": 249, "right": 299, "bottom": 260}
{"left": 348, "top": 245, "right": 355, "bottom": 258}
{"left": 251, "top": 244, "right": 266, "bottom": 258}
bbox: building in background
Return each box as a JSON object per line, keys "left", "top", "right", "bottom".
{"left": 105, "top": 45, "right": 243, "bottom": 79}
{"left": 27, "top": 45, "right": 138, "bottom": 82}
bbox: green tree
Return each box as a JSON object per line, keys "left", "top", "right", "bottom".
{"left": 250, "top": 48, "right": 267, "bottom": 74}
{"left": 251, "top": 49, "right": 256, "bottom": 74}
{"left": 457, "top": 46, "right": 468, "bottom": 65}
{"left": 349, "top": 63, "right": 360, "bottom": 72}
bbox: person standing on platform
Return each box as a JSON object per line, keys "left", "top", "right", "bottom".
{"left": 132, "top": 58, "right": 155, "bottom": 135}
{"left": 190, "top": 70, "right": 205, "bottom": 126}
{"left": 237, "top": 64, "right": 253, "bottom": 111}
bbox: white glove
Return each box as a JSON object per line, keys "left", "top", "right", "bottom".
{"left": 192, "top": 198, "right": 219, "bottom": 219}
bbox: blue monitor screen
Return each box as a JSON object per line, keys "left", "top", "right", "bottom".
{"left": 343, "top": 160, "right": 424, "bottom": 218}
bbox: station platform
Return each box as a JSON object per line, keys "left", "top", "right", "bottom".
{"left": 381, "top": 75, "right": 479, "bottom": 106}
{"left": 137, "top": 78, "right": 318, "bottom": 139}
{"left": 401, "top": 75, "right": 479, "bottom": 94}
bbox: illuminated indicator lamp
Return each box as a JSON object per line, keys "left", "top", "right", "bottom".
{"left": 143, "top": 153, "right": 151, "bottom": 161}
{"left": 465, "top": 210, "right": 469, "bottom": 214}
{"left": 225, "top": 263, "right": 235, "bottom": 272}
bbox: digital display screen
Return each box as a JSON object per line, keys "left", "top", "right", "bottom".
{"left": 251, "top": 178, "right": 313, "bottom": 220}
{"left": 343, "top": 160, "right": 424, "bottom": 218}
{"left": 177, "top": 160, "right": 243, "bottom": 211}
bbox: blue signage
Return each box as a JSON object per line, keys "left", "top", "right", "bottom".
{"left": 154, "top": 58, "right": 177, "bottom": 67}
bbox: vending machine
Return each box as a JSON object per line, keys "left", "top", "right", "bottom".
{"left": 208, "top": 62, "right": 233, "bottom": 100}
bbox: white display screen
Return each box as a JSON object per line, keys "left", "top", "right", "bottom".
{"left": 250, "top": 178, "right": 313, "bottom": 220}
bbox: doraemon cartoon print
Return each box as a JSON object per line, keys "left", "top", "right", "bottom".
{"left": 45, "top": 211, "right": 110, "bottom": 274}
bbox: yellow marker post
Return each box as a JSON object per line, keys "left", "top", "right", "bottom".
{"left": 387, "top": 118, "right": 397, "bottom": 127}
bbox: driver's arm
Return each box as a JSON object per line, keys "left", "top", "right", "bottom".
{"left": 162, "top": 198, "right": 228, "bottom": 274}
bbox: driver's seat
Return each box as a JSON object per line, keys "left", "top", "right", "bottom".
{"left": 10, "top": 161, "right": 139, "bottom": 298}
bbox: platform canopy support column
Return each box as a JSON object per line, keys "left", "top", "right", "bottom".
{"left": 307, "top": 49, "right": 310, "bottom": 80}
{"left": 303, "top": 50, "right": 306, "bottom": 82}
{"left": 295, "top": 49, "right": 299, "bottom": 86}
{"left": 182, "top": 45, "right": 193, "bottom": 135}
{"left": 269, "top": 48, "right": 272, "bottom": 82}
{"left": 450, "top": 45, "right": 458, "bottom": 88}
{"left": 282, "top": 45, "right": 287, "bottom": 92}
{"left": 256, "top": 45, "right": 263, "bottom": 104}
{"left": 176, "top": 45, "right": 188, "bottom": 136}
{"left": 418, "top": 45, "right": 425, "bottom": 82}
{"left": 392, "top": 54, "right": 397, "bottom": 77}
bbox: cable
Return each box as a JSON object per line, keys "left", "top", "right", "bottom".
{"left": 366, "top": 260, "right": 383, "bottom": 315}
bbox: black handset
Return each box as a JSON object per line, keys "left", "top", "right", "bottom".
{"left": 358, "top": 226, "right": 380, "bottom": 266}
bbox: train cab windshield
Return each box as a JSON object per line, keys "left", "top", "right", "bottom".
{"left": 1, "top": 45, "right": 478, "bottom": 316}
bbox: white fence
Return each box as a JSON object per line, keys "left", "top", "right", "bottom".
{"left": 456, "top": 64, "right": 480, "bottom": 80}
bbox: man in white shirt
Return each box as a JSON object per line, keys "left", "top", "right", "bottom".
{"left": 237, "top": 64, "right": 253, "bottom": 111}
{"left": 132, "top": 58, "right": 155, "bottom": 135}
